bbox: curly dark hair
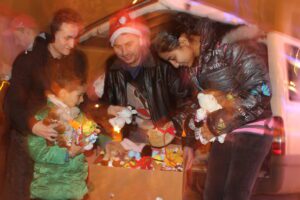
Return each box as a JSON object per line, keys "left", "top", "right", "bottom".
{"left": 153, "top": 13, "right": 237, "bottom": 55}
{"left": 50, "top": 8, "right": 83, "bottom": 41}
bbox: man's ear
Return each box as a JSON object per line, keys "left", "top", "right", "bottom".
{"left": 178, "top": 34, "right": 190, "bottom": 47}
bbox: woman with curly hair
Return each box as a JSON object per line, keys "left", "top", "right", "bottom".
{"left": 153, "top": 13, "right": 273, "bottom": 200}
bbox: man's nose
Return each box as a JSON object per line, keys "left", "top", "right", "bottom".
{"left": 120, "top": 46, "right": 127, "bottom": 56}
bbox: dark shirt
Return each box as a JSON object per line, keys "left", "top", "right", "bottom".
{"left": 122, "top": 64, "right": 142, "bottom": 80}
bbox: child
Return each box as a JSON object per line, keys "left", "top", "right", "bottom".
{"left": 28, "top": 68, "right": 96, "bottom": 200}
{"left": 153, "top": 13, "right": 273, "bottom": 200}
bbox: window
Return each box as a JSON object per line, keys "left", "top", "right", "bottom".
{"left": 286, "top": 44, "right": 300, "bottom": 101}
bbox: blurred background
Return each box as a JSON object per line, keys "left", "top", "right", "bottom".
{"left": 1, "top": 0, "right": 300, "bottom": 39}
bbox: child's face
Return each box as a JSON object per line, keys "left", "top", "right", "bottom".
{"left": 59, "top": 85, "right": 86, "bottom": 107}
{"left": 158, "top": 35, "right": 196, "bottom": 68}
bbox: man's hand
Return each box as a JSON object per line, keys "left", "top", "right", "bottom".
{"left": 107, "top": 105, "right": 126, "bottom": 116}
{"left": 32, "top": 121, "right": 58, "bottom": 141}
{"left": 183, "top": 146, "right": 194, "bottom": 171}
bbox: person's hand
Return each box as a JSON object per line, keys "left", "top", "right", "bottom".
{"left": 32, "top": 121, "right": 58, "bottom": 141}
{"left": 201, "top": 121, "right": 215, "bottom": 141}
{"left": 68, "top": 141, "right": 84, "bottom": 158}
{"left": 107, "top": 105, "right": 126, "bottom": 116}
{"left": 183, "top": 146, "right": 194, "bottom": 171}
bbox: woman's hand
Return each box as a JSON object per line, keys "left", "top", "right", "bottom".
{"left": 32, "top": 121, "right": 58, "bottom": 141}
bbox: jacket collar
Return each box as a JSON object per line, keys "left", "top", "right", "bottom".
{"left": 221, "top": 25, "right": 265, "bottom": 45}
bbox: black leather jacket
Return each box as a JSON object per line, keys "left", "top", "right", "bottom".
{"left": 199, "top": 40, "right": 272, "bottom": 135}
{"left": 103, "top": 52, "right": 195, "bottom": 146}
{"left": 5, "top": 34, "right": 87, "bottom": 134}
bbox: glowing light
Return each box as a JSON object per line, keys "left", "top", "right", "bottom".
{"left": 286, "top": 55, "right": 300, "bottom": 68}
{"left": 288, "top": 81, "right": 298, "bottom": 93}
{"left": 94, "top": 104, "right": 100, "bottom": 108}
{"left": 113, "top": 126, "right": 121, "bottom": 133}
{"left": 132, "top": 0, "right": 138, "bottom": 4}
{"left": 112, "top": 126, "right": 122, "bottom": 142}
{"left": 290, "top": 81, "right": 296, "bottom": 87}
{"left": 0, "top": 80, "right": 9, "bottom": 91}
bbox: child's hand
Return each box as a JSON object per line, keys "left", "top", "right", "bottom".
{"left": 68, "top": 141, "right": 84, "bottom": 158}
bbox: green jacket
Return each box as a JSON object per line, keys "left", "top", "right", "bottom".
{"left": 28, "top": 134, "right": 88, "bottom": 200}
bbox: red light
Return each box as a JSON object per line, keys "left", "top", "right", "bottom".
{"left": 272, "top": 138, "right": 285, "bottom": 155}
{"left": 271, "top": 117, "right": 285, "bottom": 156}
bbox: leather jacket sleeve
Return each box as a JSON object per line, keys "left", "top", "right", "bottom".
{"left": 207, "top": 41, "right": 272, "bottom": 135}
{"left": 163, "top": 63, "right": 197, "bottom": 147}
{"left": 171, "top": 100, "right": 198, "bottom": 148}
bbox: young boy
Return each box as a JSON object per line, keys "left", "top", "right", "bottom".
{"left": 28, "top": 68, "right": 97, "bottom": 200}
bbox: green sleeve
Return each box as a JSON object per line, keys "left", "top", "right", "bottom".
{"left": 34, "top": 106, "right": 50, "bottom": 121}
{"left": 28, "top": 134, "right": 68, "bottom": 165}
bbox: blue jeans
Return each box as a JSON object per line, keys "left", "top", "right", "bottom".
{"left": 203, "top": 133, "right": 273, "bottom": 200}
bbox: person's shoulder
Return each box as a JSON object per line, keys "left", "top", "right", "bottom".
{"left": 12, "top": 50, "right": 33, "bottom": 70}
{"left": 221, "top": 25, "right": 264, "bottom": 45}
{"left": 31, "top": 33, "right": 50, "bottom": 52}
{"left": 219, "top": 25, "right": 266, "bottom": 52}
{"left": 14, "top": 33, "right": 49, "bottom": 60}
{"left": 221, "top": 39, "right": 267, "bottom": 58}
{"left": 12, "top": 35, "right": 48, "bottom": 68}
